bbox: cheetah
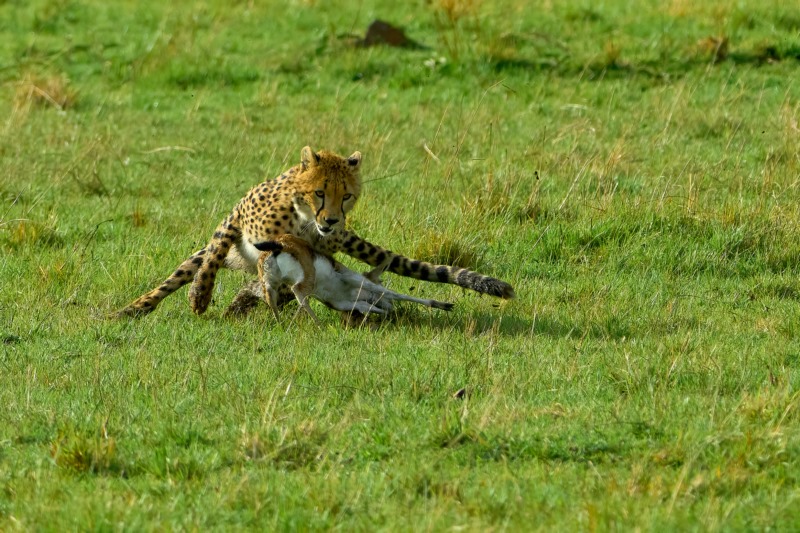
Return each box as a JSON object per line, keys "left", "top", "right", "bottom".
{"left": 255, "top": 234, "right": 454, "bottom": 325}
{"left": 117, "top": 146, "right": 514, "bottom": 317}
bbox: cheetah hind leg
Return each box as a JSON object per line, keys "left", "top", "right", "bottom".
{"left": 114, "top": 249, "right": 206, "bottom": 318}
{"left": 188, "top": 218, "right": 241, "bottom": 315}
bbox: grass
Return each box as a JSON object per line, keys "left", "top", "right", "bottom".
{"left": 1, "top": 0, "right": 799, "bottom": 529}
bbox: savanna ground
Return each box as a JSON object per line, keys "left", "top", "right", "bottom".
{"left": 1, "top": 0, "right": 800, "bottom": 530}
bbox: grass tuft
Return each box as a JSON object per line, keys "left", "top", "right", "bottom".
{"left": 50, "top": 430, "right": 126, "bottom": 477}
{"left": 240, "top": 422, "right": 328, "bottom": 470}
{"left": 695, "top": 36, "right": 729, "bottom": 63}
{"left": 434, "top": 0, "right": 480, "bottom": 25}
{"left": 1, "top": 219, "right": 65, "bottom": 251}
{"left": 412, "top": 232, "right": 482, "bottom": 270}
{"left": 13, "top": 73, "right": 78, "bottom": 113}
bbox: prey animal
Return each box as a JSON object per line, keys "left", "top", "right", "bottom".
{"left": 255, "top": 234, "right": 454, "bottom": 325}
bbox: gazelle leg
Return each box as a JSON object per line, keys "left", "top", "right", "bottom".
{"left": 291, "top": 285, "right": 322, "bottom": 327}
{"left": 266, "top": 286, "right": 282, "bottom": 321}
{"left": 257, "top": 252, "right": 282, "bottom": 322}
{"left": 363, "top": 256, "right": 391, "bottom": 284}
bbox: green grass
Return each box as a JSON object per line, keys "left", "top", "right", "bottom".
{"left": 2, "top": 0, "right": 800, "bottom": 529}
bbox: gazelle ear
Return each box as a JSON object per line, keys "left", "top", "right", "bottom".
{"left": 301, "top": 146, "right": 320, "bottom": 170}
{"left": 347, "top": 151, "right": 362, "bottom": 168}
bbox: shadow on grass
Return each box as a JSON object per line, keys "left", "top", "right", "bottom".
{"left": 432, "top": 426, "right": 635, "bottom": 466}
{"left": 209, "top": 294, "right": 636, "bottom": 341}
{"left": 497, "top": 50, "right": 799, "bottom": 82}
{"left": 423, "top": 311, "right": 634, "bottom": 341}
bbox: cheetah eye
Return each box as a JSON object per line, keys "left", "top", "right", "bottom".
{"left": 315, "top": 190, "right": 324, "bottom": 198}
{"left": 343, "top": 194, "right": 352, "bottom": 200}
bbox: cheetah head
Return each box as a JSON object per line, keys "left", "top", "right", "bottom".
{"left": 294, "top": 146, "right": 362, "bottom": 237}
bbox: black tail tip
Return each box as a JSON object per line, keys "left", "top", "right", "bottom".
{"left": 253, "top": 240, "right": 283, "bottom": 253}
{"left": 432, "top": 300, "right": 455, "bottom": 311}
{"left": 500, "top": 284, "right": 515, "bottom": 299}
{"left": 484, "top": 279, "right": 515, "bottom": 299}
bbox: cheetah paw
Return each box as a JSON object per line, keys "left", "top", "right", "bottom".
{"left": 188, "top": 284, "right": 212, "bottom": 315}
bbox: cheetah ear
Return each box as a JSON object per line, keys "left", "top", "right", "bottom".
{"left": 347, "top": 151, "right": 362, "bottom": 169}
{"left": 301, "top": 146, "right": 320, "bottom": 170}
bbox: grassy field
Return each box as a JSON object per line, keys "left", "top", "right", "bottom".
{"left": 2, "top": 0, "right": 800, "bottom": 529}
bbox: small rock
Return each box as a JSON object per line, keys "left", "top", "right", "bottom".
{"left": 359, "top": 19, "right": 426, "bottom": 49}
